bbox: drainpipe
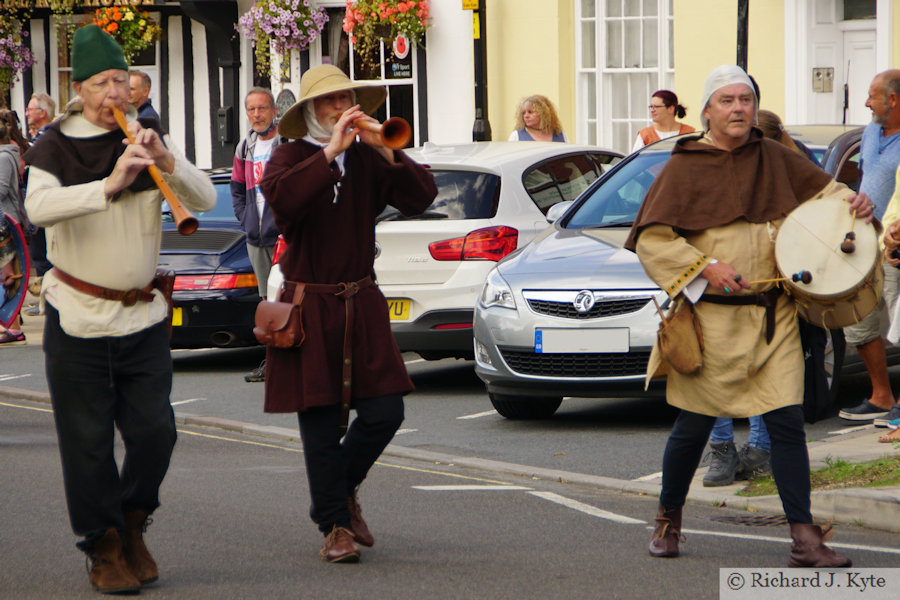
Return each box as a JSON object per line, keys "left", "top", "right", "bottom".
{"left": 472, "top": 2, "right": 491, "bottom": 141}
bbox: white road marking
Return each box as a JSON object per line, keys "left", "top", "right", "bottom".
{"left": 171, "top": 398, "right": 204, "bottom": 406}
{"left": 673, "top": 527, "right": 900, "bottom": 555}
{"left": 414, "top": 485, "right": 533, "bottom": 491}
{"left": 394, "top": 428, "right": 418, "bottom": 435}
{"left": 632, "top": 472, "right": 662, "bottom": 482}
{"left": 0, "top": 374, "right": 31, "bottom": 382}
{"left": 828, "top": 424, "right": 874, "bottom": 435}
{"left": 529, "top": 491, "right": 646, "bottom": 524}
{"left": 457, "top": 410, "right": 496, "bottom": 420}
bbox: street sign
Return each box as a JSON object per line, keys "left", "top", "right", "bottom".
{"left": 463, "top": 0, "right": 478, "bottom": 10}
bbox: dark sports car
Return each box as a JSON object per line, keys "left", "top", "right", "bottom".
{"left": 157, "top": 168, "right": 260, "bottom": 349}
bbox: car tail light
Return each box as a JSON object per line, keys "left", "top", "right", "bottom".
{"left": 174, "top": 273, "right": 258, "bottom": 291}
{"left": 432, "top": 323, "right": 472, "bottom": 330}
{"left": 428, "top": 226, "right": 518, "bottom": 262}
{"left": 272, "top": 235, "right": 287, "bottom": 265}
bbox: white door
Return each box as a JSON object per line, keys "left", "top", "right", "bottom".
{"left": 842, "top": 28, "right": 876, "bottom": 125}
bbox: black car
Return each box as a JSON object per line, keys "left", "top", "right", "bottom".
{"left": 157, "top": 168, "right": 260, "bottom": 349}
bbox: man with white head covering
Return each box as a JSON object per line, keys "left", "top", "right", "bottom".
{"left": 625, "top": 64, "right": 871, "bottom": 567}
{"left": 260, "top": 65, "right": 436, "bottom": 563}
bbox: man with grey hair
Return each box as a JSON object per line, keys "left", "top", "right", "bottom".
{"left": 26, "top": 92, "right": 55, "bottom": 141}
{"left": 626, "top": 64, "right": 868, "bottom": 567}
{"left": 128, "top": 70, "right": 160, "bottom": 121}
{"left": 232, "top": 87, "right": 284, "bottom": 382}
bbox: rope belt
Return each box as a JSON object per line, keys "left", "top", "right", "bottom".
{"left": 284, "top": 275, "right": 374, "bottom": 431}
{"left": 698, "top": 287, "right": 783, "bottom": 344}
{"left": 52, "top": 267, "right": 155, "bottom": 307}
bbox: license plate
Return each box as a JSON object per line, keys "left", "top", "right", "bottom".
{"left": 172, "top": 307, "right": 183, "bottom": 327}
{"left": 387, "top": 299, "right": 410, "bottom": 321}
{"left": 535, "top": 328, "right": 629, "bottom": 353}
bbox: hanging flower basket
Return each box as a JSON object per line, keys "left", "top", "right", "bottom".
{"left": 237, "top": 0, "right": 329, "bottom": 81}
{"left": 91, "top": 6, "right": 162, "bottom": 65}
{"left": 0, "top": 10, "right": 36, "bottom": 108}
{"left": 343, "top": 1, "right": 430, "bottom": 72}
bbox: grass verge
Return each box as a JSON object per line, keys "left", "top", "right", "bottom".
{"left": 738, "top": 455, "right": 900, "bottom": 497}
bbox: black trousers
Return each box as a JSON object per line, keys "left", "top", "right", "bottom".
{"left": 297, "top": 394, "right": 404, "bottom": 534}
{"left": 44, "top": 304, "right": 176, "bottom": 549}
{"left": 659, "top": 405, "right": 812, "bottom": 523}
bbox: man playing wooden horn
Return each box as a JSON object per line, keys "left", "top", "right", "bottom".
{"left": 261, "top": 65, "right": 436, "bottom": 564}
{"left": 23, "top": 25, "right": 215, "bottom": 594}
{"left": 625, "top": 64, "right": 872, "bottom": 567}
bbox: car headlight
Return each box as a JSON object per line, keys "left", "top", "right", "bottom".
{"left": 480, "top": 268, "right": 516, "bottom": 310}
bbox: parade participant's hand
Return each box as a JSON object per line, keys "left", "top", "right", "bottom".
{"left": 701, "top": 261, "right": 751, "bottom": 294}
{"left": 353, "top": 113, "right": 395, "bottom": 163}
{"left": 848, "top": 192, "right": 875, "bottom": 224}
{"left": 884, "top": 219, "right": 900, "bottom": 252}
{"left": 1, "top": 262, "right": 15, "bottom": 290}
{"left": 104, "top": 141, "right": 156, "bottom": 198}
{"left": 124, "top": 120, "right": 176, "bottom": 174}
{"left": 324, "top": 105, "right": 365, "bottom": 163}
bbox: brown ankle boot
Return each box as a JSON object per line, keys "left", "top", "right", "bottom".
{"left": 320, "top": 526, "right": 360, "bottom": 563}
{"left": 123, "top": 510, "right": 159, "bottom": 585}
{"left": 88, "top": 528, "right": 142, "bottom": 594}
{"left": 348, "top": 492, "right": 374, "bottom": 547}
{"left": 788, "top": 523, "right": 852, "bottom": 567}
{"left": 648, "top": 503, "right": 683, "bottom": 558}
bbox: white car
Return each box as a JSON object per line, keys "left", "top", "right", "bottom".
{"left": 268, "top": 141, "right": 622, "bottom": 359}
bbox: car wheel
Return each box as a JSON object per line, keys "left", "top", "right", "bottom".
{"left": 489, "top": 393, "right": 562, "bottom": 420}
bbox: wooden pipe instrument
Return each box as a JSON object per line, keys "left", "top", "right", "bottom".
{"left": 112, "top": 107, "right": 199, "bottom": 235}
{"left": 353, "top": 116, "right": 412, "bottom": 150}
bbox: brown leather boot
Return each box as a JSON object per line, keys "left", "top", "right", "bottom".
{"left": 348, "top": 492, "right": 374, "bottom": 547}
{"left": 788, "top": 523, "right": 852, "bottom": 567}
{"left": 648, "top": 503, "right": 683, "bottom": 558}
{"left": 320, "top": 526, "right": 360, "bottom": 563}
{"left": 88, "top": 528, "right": 142, "bottom": 594}
{"left": 123, "top": 510, "right": 159, "bottom": 585}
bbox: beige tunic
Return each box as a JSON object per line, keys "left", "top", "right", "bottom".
{"left": 636, "top": 180, "right": 849, "bottom": 417}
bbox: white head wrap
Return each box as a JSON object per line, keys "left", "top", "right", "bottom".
{"left": 699, "top": 65, "right": 757, "bottom": 130}
{"left": 302, "top": 89, "right": 357, "bottom": 141}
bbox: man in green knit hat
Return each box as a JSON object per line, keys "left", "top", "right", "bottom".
{"left": 24, "top": 25, "right": 215, "bottom": 594}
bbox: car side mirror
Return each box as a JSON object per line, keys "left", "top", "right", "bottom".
{"left": 546, "top": 201, "right": 574, "bottom": 224}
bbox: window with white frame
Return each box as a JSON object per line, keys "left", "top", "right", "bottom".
{"left": 577, "top": 0, "right": 673, "bottom": 154}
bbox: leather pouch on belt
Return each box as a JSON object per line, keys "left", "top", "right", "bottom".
{"left": 253, "top": 283, "right": 306, "bottom": 348}
{"left": 656, "top": 296, "right": 704, "bottom": 375}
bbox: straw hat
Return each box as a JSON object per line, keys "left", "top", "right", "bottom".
{"left": 278, "top": 65, "right": 386, "bottom": 139}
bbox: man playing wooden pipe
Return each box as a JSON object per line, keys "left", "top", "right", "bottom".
{"left": 23, "top": 25, "right": 215, "bottom": 595}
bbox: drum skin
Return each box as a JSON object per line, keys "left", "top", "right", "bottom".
{"left": 775, "top": 195, "right": 882, "bottom": 329}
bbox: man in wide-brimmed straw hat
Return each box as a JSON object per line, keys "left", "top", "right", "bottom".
{"left": 23, "top": 24, "right": 215, "bottom": 593}
{"left": 260, "top": 65, "right": 436, "bottom": 564}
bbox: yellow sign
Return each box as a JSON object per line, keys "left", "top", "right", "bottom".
{"left": 473, "top": 12, "right": 480, "bottom": 39}
{"left": 462, "top": 0, "right": 478, "bottom": 10}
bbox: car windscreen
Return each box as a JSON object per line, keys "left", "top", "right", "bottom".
{"left": 162, "top": 180, "right": 237, "bottom": 222}
{"left": 377, "top": 170, "right": 501, "bottom": 222}
{"left": 565, "top": 149, "right": 671, "bottom": 229}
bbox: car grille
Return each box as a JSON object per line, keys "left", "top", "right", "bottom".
{"left": 498, "top": 347, "right": 651, "bottom": 377}
{"left": 527, "top": 297, "right": 650, "bottom": 319}
{"left": 161, "top": 230, "right": 244, "bottom": 252}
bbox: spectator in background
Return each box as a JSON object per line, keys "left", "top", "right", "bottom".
{"left": 632, "top": 90, "right": 695, "bottom": 152}
{"left": 128, "top": 70, "right": 161, "bottom": 122}
{"left": 0, "top": 110, "right": 29, "bottom": 344}
{"left": 26, "top": 93, "right": 55, "bottom": 142}
{"left": 231, "top": 87, "right": 285, "bottom": 383}
{"left": 508, "top": 95, "right": 568, "bottom": 142}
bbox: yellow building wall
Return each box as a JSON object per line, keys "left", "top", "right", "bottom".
{"left": 485, "top": 0, "right": 575, "bottom": 141}
{"left": 674, "top": 0, "right": 785, "bottom": 130}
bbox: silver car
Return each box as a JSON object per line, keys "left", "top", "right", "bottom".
{"left": 474, "top": 129, "right": 864, "bottom": 419}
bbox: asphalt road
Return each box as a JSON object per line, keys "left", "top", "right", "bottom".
{"left": 3, "top": 401, "right": 899, "bottom": 600}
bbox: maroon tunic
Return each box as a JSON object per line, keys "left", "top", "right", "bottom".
{"left": 259, "top": 140, "right": 437, "bottom": 412}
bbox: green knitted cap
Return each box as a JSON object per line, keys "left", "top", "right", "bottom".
{"left": 72, "top": 25, "right": 128, "bottom": 82}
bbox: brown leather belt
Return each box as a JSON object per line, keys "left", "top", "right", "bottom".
{"left": 284, "top": 275, "right": 374, "bottom": 431}
{"left": 699, "top": 287, "right": 783, "bottom": 344}
{"left": 52, "top": 267, "right": 155, "bottom": 307}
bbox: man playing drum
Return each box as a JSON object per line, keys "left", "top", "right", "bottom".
{"left": 625, "top": 65, "right": 872, "bottom": 566}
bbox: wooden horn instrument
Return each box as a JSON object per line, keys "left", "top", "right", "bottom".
{"left": 112, "top": 107, "right": 199, "bottom": 235}
{"left": 353, "top": 117, "right": 412, "bottom": 150}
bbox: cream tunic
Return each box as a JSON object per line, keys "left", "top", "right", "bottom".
{"left": 636, "top": 180, "right": 848, "bottom": 417}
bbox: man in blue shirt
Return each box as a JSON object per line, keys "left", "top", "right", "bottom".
{"left": 840, "top": 70, "right": 900, "bottom": 427}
